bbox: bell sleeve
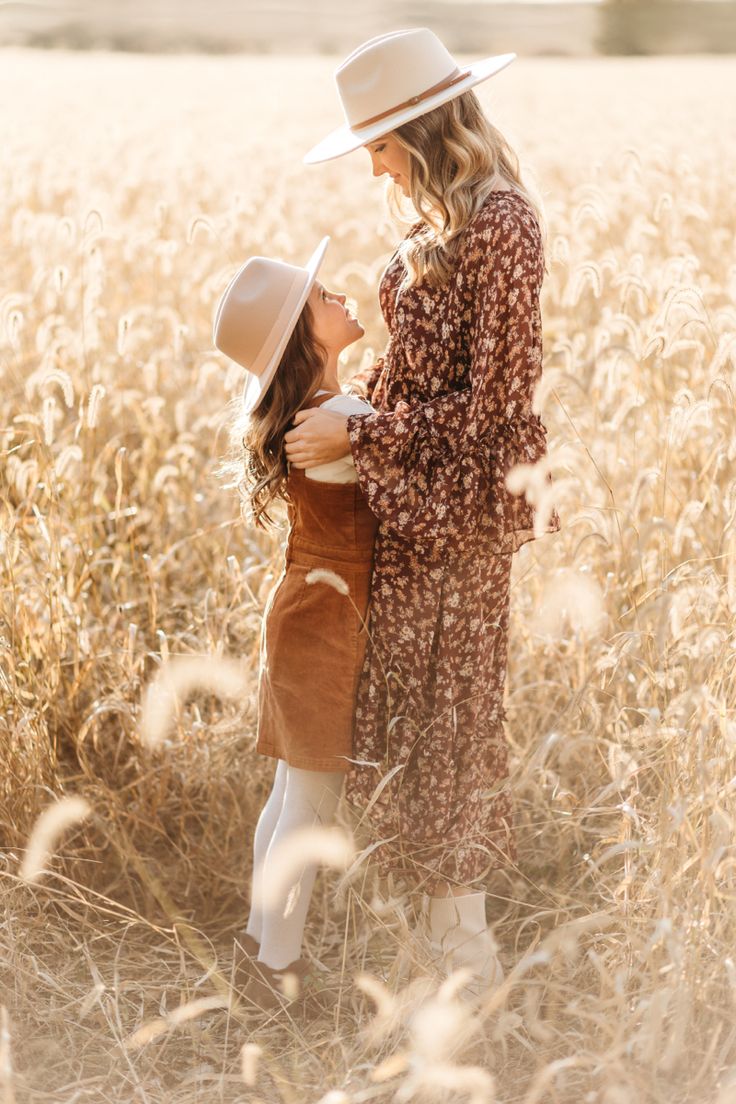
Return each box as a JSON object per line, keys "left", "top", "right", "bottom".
{"left": 345, "top": 200, "right": 552, "bottom": 543}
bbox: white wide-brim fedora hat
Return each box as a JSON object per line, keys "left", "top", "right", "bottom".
{"left": 212, "top": 236, "right": 330, "bottom": 414}
{"left": 303, "top": 28, "right": 515, "bottom": 165}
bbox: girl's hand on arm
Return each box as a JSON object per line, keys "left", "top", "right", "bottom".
{"left": 284, "top": 408, "right": 351, "bottom": 469}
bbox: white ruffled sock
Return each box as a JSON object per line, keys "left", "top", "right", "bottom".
{"left": 423, "top": 890, "right": 504, "bottom": 997}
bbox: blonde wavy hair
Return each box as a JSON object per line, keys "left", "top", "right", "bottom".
{"left": 384, "top": 88, "right": 546, "bottom": 292}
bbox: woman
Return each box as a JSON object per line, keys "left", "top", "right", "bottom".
{"left": 213, "top": 240, "right": 378, "bottom": 1013}
{"left": 285, "top": 29, "right": 561, "bottom": 993}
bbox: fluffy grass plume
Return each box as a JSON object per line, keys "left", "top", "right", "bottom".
{"left": 139, "top": 655, "right": 249, "bottom": 748}
{"left": 251, "top": 824, "right": 356, "bottom": 912}
{"left": 19, "top": 796, "right": 92, "bottom": 883}
{"left": 305, "top": 567, "right": 350, "bottom": 595}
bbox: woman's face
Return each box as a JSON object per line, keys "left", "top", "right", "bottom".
{"left": 364, "top": 133, "right": 411, "bottom": 192}
{"left": 307, "top": 279, "right": 364, "bottom": 352}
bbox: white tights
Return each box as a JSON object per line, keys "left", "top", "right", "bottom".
{"left": 245, "top": 758, "right": 344, "bottom": 970}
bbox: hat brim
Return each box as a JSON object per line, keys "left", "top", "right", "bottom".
{"left": 242, "top": 235, "right": 330, "bottom": 414}
{"left": 303, "top": 52, "right": 516, "bottom": 165}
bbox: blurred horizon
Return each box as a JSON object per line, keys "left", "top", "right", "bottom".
{"left": 2, "top": 0, "right": 736, "bottom": 55}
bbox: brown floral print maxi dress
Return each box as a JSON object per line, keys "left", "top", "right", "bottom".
{"left": 342, "top": 189, "right": 561, "bottom": 888}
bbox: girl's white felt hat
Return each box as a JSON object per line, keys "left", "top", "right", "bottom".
{"left": 303, "top": 28, "right": 515, "bottom": 165}
{"left": 212, "top": 236, "right": 330, "bottom": 414}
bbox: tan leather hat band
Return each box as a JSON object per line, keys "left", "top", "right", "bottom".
{"left": 351, "top": 65, "right": 472, "bottom": 132}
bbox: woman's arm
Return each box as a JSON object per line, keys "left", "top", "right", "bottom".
{"left": 283, "top": 357, "right": 385, "bottom": 468}
{"left": 345, "top": 354, "right": 385, "bottom": 401}
{"left": 343, "top": 200, "right": 550, "bottom": 541}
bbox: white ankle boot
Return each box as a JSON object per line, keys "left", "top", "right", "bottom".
{"left": 421, "top": 890, "right": 504, "bottom": 999}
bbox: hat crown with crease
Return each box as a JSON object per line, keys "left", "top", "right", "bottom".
{"left": 303, "top": 28, "right": 515, "bottom": 164}
{"left": 214, "top": 257, "right": 300, "bottom": 373}
{"left": 212, "top": 236, "right": 329, "bottom": 413}
{"left": 337, "top": 29, "right": 459, "bottom": 130}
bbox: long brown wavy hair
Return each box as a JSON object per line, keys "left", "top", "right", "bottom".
{"left": 217, "top": 298, "right": 329, "bottom": 530}
{"left": 384, "top": 88, "right": 546, "bottom": 292}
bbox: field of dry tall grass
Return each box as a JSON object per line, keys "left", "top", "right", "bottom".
{"left": 1, "top": 47, "right": 735, "bottom": 1104}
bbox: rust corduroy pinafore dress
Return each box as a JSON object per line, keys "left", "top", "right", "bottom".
{"left": 255, "top": 393, "right": 379, "bottom": 773}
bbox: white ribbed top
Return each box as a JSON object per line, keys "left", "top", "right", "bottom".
{"left": 303, "top": 389, "right": 377, "bottom": 483}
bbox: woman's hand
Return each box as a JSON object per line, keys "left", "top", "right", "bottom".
{"left": 284, "top": 408, "right": 351, "bottom": 468}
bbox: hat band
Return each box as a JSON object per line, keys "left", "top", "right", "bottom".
{"left": 351, "top": 65, "right": 472, "bottom": 132}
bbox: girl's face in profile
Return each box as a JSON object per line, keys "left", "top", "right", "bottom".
{"left": 308, "top": 279, "right": 364, "bottom": 352}
{"left": 364, "top": 133, "right": 410, "bottom": 191}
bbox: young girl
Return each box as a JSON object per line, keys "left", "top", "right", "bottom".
{"left": 213, "top": 236, "right": 378, "bottom": 1014}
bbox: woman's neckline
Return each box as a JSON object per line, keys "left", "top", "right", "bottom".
{"left": 405, "top": 188, "right": 525, "bottom": 236}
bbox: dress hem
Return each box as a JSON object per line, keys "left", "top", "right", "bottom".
{"left": 255, "top": 743, "right": 352, "bottom": 773}
{"left": 358, "top": 853, "right": 517, "bottom": 887}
